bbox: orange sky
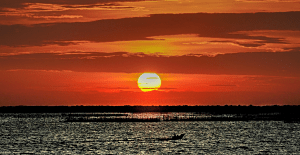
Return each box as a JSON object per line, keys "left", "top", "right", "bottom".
{"left": 0, "top": 0, "right": 300, "bottom": 106}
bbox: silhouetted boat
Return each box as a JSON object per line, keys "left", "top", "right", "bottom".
{"left": 158, "top": 134, "right": 185, "bottom": 141}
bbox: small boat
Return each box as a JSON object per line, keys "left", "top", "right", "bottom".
{"left": 158, "top": 134, "right": 185, "bottom": 141}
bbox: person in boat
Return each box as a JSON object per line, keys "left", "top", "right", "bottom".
{"left": 172, "top": 133, "right": 184, "bottom": 139}
{"left": 158, "top": 133, "right": 185, "bottom": 141}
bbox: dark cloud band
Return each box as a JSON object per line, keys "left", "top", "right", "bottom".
{"left": 0, "top": 12, "right": 299, "bottom": 47}
{"left": 0, "top": 0, "right": 146, "bottom": 9}
{"left": 1, "top": 51, "right": 299, "bottom": 76}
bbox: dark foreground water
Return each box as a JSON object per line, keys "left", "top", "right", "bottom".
{"left": 1, "top": 113, "right": 300, "bottom": 154}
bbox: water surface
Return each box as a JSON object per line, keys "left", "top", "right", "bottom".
{"left": 1, "top": 113, "right": 299, "bottom": 154}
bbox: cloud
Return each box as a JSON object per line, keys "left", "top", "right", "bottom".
{"left": 0, "top": 12, "right": 299, "bottom": 47}
{"left": 0, "top": 51, "right": 127, "bottom": 58}
{"left": 209, "top": 34, "right": 287, "bottom": 48}
{"left": 1, "top": 51, "right": 299, "bottom": 76}
{"left": 209, "top": 85, "right": 237, "bottom": 87}
{"left": 0, "top": 0, "right": 148, "bottom": 24}
{"left": 0, "top": 0, "right": 147, "bottom": 9}
{"left": 236, "top": 0, "right": 300, "bottom": 2}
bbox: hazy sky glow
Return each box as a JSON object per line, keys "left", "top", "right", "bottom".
{"left": 0, "top": 0, "right": 300, "bottom": 106}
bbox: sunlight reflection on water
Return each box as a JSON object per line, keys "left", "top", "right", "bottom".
{"left": 0, "top": 113, "right": 300, "bottom": 154}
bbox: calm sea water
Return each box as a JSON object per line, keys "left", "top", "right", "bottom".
{"left": 1, "top": 113, "right": 300, "bottom": 154}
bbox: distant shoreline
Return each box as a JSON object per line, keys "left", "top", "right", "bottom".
{"left": 0, "top": 105, "right": 299, "bottom": 114}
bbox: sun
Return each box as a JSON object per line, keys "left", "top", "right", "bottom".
{"left": 137, "top": 73, "right": 161, "bottom": 92}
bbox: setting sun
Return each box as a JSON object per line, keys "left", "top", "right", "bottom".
{"left": 137, "top": 73, "right": 161, "bottom": 92}
{"left": 0, "top": 0, "right": 299, "bottom": 106}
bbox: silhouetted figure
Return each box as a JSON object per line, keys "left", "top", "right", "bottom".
{"left": 158, "top": 133, "right": 185, "bottom": 141}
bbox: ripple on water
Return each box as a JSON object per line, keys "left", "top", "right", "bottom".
{"left": 0, "top": 113, "right": 300, "bottom": 154}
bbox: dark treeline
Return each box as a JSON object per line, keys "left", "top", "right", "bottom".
{"left": 0, "top": 105, "right": 299, "bottom": 114}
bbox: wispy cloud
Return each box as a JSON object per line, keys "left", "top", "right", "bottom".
{"left": 1, "top": 51, "right": 299, "bottom": 76}
{"left": 0, "top": 0, "right": 148, "bottom": 24}
{"left": 236, "top": 0, "right": 300, "bottom": 2}
{"left": 1, "top": 12, "right": 299, "bottom": 47}
{"left": 0, "top": 0, "right": 147, "bottom": 9}
{"left": 209, "top": 85, "right": 237, "bottom": 87}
